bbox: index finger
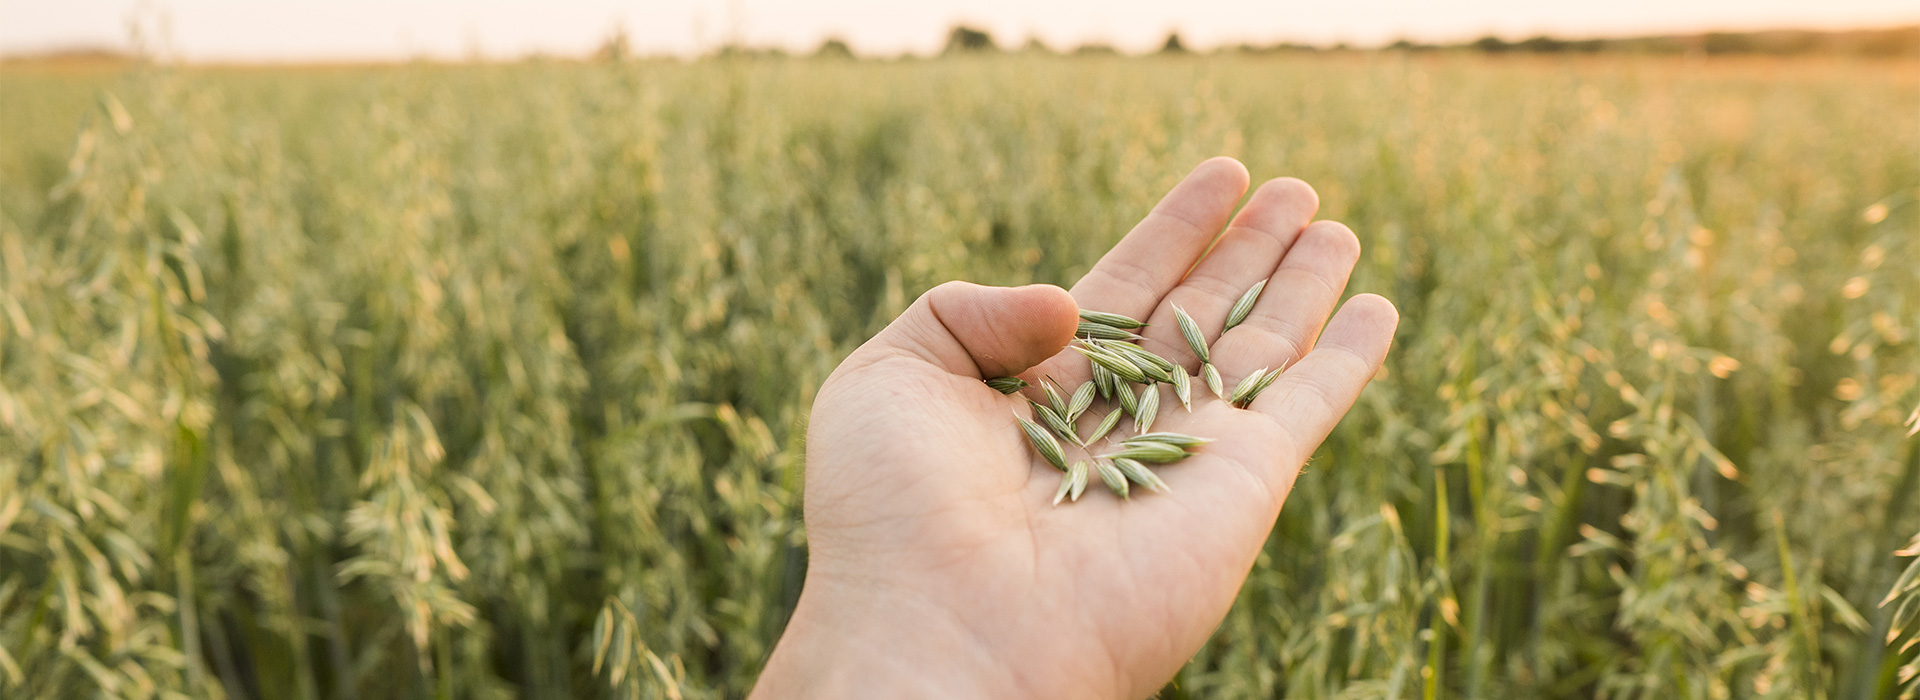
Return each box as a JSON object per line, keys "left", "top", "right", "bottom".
{"left": 1068, "top": 157, "right": 1249, "bottom": 320}
{"left": 1020, "top": 157, "right": 1249, "bottom": 392}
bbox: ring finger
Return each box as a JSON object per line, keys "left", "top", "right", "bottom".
{"left": 1208, "top": 220, "right": 1362, "bottom": 376}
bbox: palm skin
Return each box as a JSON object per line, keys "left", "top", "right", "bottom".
{"left": 754, "top": 158, "right": 1399, "bottom": 698}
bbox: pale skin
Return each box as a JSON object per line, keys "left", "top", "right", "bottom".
{"left": 751, "top": 157, "right": 1400, "bottom": 699}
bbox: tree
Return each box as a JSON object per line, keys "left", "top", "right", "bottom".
{"left": 815, "top": 37, "right": 854, "bottom": 59}
{"left": 1160, "top": 32, "right": 1188, "bottom": 54}
{"left": 1516, "top": 36, "right": 1568, "bottom": 53}
{"left": 944, "top": 25, "right": 997, "bottom": 54}
{"left": 1471, "top": 35, "right": 1511, "bottom": 53}
{"left": 595, "top": 26, "right": 631, "bottom": 62}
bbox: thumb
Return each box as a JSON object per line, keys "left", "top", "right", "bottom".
{"left": 863, "top": 281, "right": 1079, "bottom": 379}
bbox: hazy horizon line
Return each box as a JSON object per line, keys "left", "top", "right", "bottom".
{"left": 4, "top": 21, "right": 1915, "bottom": 65}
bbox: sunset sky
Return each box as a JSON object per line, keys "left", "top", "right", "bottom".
{"left": 4, "top": 0, "right": 1917, "bottom": 61}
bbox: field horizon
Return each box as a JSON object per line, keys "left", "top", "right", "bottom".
{"left": 2, "top": 21, "right": 1916, "bottom": 66}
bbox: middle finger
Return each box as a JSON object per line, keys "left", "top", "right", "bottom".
{"left": 1137, "top": 177, "right": 1320, "bottom": 370}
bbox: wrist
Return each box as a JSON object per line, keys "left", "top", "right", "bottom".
{"left": 751, "top": 575, "right": 1019, "bottom": 698}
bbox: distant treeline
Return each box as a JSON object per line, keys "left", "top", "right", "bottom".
{"left": 1399, "top": 26, "right": 1920, "bottom": 57}
{"left": 817, "top": 24, "right": 1920, "bottom": 60}
{"left": 7, "top": 24, "right": 1916, "bottom": 65}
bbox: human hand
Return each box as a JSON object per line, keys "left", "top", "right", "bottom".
{"left": 751, "top": 157, "right": 1399, "bottom": 698}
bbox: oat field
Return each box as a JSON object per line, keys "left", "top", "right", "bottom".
{"left": 1, "top": 53, "right": 1917, "bottom": 699}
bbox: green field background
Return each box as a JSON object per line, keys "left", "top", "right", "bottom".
{"left": 2, "top": 54, "right": 1918, "bottom": 698}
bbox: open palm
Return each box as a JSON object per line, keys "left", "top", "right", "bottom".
{"left": 754, "top": 158, "right": 1399, "bottom": 698}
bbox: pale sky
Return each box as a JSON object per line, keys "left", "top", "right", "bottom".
{"left": 3, "top": 0, "right": 1917, "bottom": 61}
